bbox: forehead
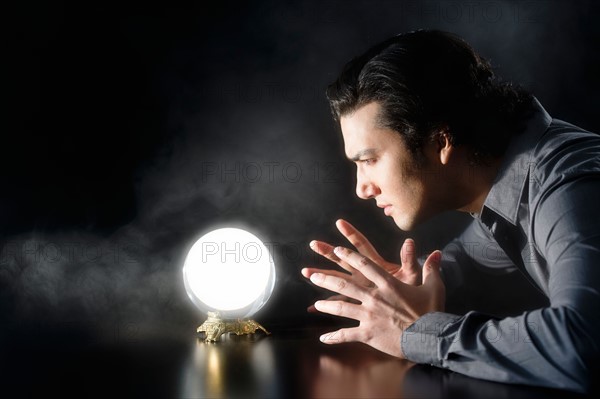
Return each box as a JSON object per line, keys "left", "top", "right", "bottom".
{"left": 339, "top": 102, "right": 402, "bottom": 157}
{"left": 340, "top": 102, "right": 380, "bottom": 133}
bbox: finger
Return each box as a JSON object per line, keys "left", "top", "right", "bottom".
{"left": 319, "top": 327, "right": 361, "bottom": 344}
{"left": 336, "top": 219, "right": 384, "bottom": 263}
{"left": 333, "top": 246, "right": 389, "bottom": 288}
{"left": 310, "top": 240, "right": 357, "bottom": 274}
{"left": 400, "top": 238, "right": 422, "bottom": 277}
{"left": 306, "top": 294, "right": 356, "bottom": 313}
{"left": 324, "top": 294, "right": 360, "bottom": 304}
{"left": 422, "top": 250, "right": 443, "bottom": 288}
{"left": 310, "top": 272, "right": 367, "bottom": 301}
{"left": 314, "top": 299, "right": 362, "bottom": 319}
{"left": 301, "top": 267, "right": 350, "bottom": 280}
{"left": 303, "top": 265, "right": 373, "bottom": 290}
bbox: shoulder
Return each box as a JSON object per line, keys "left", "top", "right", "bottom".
{"left": 529, "top": 119, "right": 600, "bottom": 194}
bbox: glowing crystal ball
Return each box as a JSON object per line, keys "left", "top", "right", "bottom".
{"left": 182, "top": 227, "right": 276, "bottom": 319}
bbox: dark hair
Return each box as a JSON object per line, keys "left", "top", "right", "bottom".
{"left": 326, "top": 30, "right": 534, "bottom": 164}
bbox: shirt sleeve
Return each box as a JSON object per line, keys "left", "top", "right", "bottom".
{"left": 401, "top": 177, "right": 600, "bottom": 393}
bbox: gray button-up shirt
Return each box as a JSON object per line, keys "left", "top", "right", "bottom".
{"left": 401, "top": 99, "right": 600, "bottom": 393}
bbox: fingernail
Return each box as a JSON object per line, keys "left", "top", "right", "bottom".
{"left": 310, "top": 273, "right": 322, "bottom": 284}
{"left": 432, "top": 250, "right": 442, "bottom": 263}
{"left": 319, "top": 334, "right": 327, "bottom": 342}
{"left": 333, "top": 246, "right": 342, "bottom": 255}
{"left": 309, "top": 240, "right": 316, "bottom": 248}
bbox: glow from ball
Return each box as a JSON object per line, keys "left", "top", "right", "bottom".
{"left": 182, "top": 227, "right": 276, "bottom": 319}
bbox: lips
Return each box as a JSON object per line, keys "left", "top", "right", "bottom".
{"left": 377, "top": 203, "right": 393, "bottom": 216}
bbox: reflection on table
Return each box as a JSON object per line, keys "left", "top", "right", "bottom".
{"left": 1, "top": 326, "right": 590, "bottom": 398}
{"left": 178, "top": 328, "right": 586, "bottom": 398}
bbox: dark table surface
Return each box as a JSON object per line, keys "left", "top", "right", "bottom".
{"left": 0, "top": 324, "right": 591, "bottom": 398}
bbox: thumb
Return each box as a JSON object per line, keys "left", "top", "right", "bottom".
{"left": 422, "top": 250, "right": 442, "bottom": 287}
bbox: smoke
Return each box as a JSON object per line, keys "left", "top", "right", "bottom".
{"left": 0, "top": 224, "right": 193, "bottom": 342}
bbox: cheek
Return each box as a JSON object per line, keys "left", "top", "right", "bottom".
{"left": 381, "top": 171, "right": 407, "bottom": 201}
{"left": 388, "top": 172, "right": 423, "bottom": 207}
{"left": 379, "top": 158, "right": 422, "bottom": 200}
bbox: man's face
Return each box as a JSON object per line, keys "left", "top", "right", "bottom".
{"left": 340, "top": 102, "right": 444, "bottom": 231}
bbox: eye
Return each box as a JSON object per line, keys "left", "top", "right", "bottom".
{"left": 361, "top": 158, "right": 376, "bottom": 165}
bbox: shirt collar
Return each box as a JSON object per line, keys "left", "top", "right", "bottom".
{"left": 479, "top": 98, "right": 552, "bottom": 225}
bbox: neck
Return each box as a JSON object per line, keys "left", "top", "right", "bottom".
{"left": 455, "top": 157, "right": 503, "bottom": 215}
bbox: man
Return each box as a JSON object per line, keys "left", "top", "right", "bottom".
{"left": 301, "top": 30, "right": 599, "bottom": 393}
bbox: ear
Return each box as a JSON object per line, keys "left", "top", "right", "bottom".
{"left": 435, "top": 130, "right": 453, "bottom": 165}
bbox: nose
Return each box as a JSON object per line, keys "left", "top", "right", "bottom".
{"left": 356, "top": 171, "right": 379, "bottom": 200}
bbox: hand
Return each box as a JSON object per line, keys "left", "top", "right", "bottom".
{"left": 308, "top": 246, "right": 445, "bottom": 358}
{"left": 302, "top": 219, "right": 422, "bottom": 290}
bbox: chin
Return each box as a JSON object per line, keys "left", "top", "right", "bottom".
{"left": 391, "top": 215, "right": 415, "bottom": 232}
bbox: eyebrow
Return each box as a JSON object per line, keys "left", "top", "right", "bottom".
{"left": 349, "top": 148, "right": 377, "bottom": 162}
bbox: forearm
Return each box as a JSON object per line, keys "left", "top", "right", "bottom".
{"left": 401, "top": 307, "right": 592, "bottom": 393}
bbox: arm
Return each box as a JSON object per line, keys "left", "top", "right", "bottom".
{"left": 402, "top": 177, "right": 600, "bottom": 393}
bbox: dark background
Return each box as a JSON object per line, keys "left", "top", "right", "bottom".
{"left": 2, "top": 0, "right": 599, "bottom": 348}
